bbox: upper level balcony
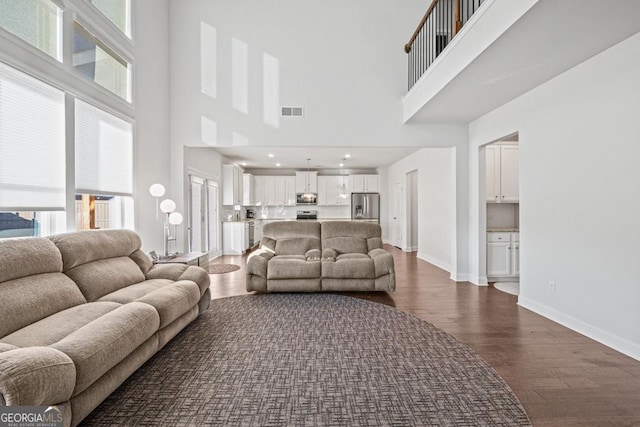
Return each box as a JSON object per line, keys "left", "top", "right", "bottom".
{"left": 402, "top": 0, "right": 640, "bottom": 124}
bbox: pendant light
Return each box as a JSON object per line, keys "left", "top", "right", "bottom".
{"left": 338, "top": 158, "right": 348, "bottom": 199}
{"left": 301, "top": 158, "right": 315, "bottom": 201}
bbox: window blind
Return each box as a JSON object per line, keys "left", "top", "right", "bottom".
{"left": 75, "top": 99, "right": 133, "bottom": 195}
{"left": 0, "top": 62, "right": 66, "bottom": 211}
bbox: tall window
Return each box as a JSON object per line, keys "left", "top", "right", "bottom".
{"left": 75, "top": 99, "right": 134, "bottom": 230}
{"left": 0, "top": 61, "right": 66, "bottom": 238}
{"left": 72, "top": 22, "right": 130, "bottom": 101}
{"left": 0, "top": 0, "right": 62, "bottom": 60}
{"left": 91, "top": 0, "right": 130, "bottom": 37}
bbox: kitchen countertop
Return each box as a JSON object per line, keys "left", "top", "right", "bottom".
{"left": 487, "top": 228, "right": 519, "bottom": 232}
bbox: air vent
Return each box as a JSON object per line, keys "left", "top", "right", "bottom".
{"left": 281, "top": 106, "right": 304, "bottom": 117}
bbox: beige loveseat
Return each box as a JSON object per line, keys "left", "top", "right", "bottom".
{"left": 247, "top": 221, "right": 395, "bottom": 292}
{"left": 0, "top": 229, "right": 210, "bottom": 426}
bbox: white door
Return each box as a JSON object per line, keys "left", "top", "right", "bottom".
{"left": 188, "top": 175, "right": 205, "bottom": 253}
{"left": 206, "top": 181, "right": 219, "bottom": 256}
{"left": 392, "top": 181, "right": 404, "bottom": 248}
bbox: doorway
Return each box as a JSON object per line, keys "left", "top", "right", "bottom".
{"left": 480, "top": 133, "right": 520, "bottom": 286}
{"left": 406, "top": 170, "right": 419, "bottom": 252}
{"left": 391, "top": 181, "right": 404, "bottom": 249}
{"left": 188, "top": 174, "right": 220, "bottom": 258}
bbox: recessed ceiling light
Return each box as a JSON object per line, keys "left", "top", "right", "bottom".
{"left": 339, "top": 163, "right": 344, "bottom": 167}
{"left": 268, "top": 153, "right": 275, "bottom": 158}
{"left": 276, "top": 163, "right": 281, "bottom": 167}
{"left": 344, "top": 153, "right": 352, "bottom": 158}
{"left": 241, "top": 162, "right": 247, "bottom": 166}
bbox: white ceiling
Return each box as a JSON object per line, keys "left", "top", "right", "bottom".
{"left": 406, "top": 0, "right": 640, "bottom": 123}
{"left": 213, "top": 146, "right": 421, "bottom": 170}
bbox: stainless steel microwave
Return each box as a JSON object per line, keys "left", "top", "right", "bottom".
{"left": 296, "top": 193, "right": 317, "bottom": 205}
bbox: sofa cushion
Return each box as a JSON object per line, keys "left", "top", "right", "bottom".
{"left": 267, "top": 255, "right": 321, "bottom": 280}
{"left": 0, "top": 302, "right": 121, "bottom": 348}
{"left": 51, "top": 301, "right": 160, "bottom": 396}
{"left": 0, "top": 273, "right": 87, "bottom": 338}
{"left": 49, "top": 229, "right": 143, "bottom": 271}
{"left": 0, "top": 237, "right": 62, "bottom": 283}
{"left": 65, "top": 257, "right": 146, "bottom": 302}
{"left": 321, "top": 221, "right": 383, "bottom": 254}
{"left": 263, "top": 221, "right": 321, "bottom": 255}
{"left": 322, "top": 255, "right": 375, "bottom": 279}
{"left": 97, "top": 279, "right": 174, "bottom": 304}
{"left": 135, "top": 280, "right": 201, "bottom": 328}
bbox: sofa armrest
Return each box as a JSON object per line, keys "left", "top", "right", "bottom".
{"left": 146, "top": 264, "right": 210, "bottom": 297}
{"left": 247, "top": 250, "right": 274, "bottom": 278}
{"left": 368, "top": 248, "right": 387, "bottom": 259}
{"left": 0, "top": 347, "right": 76, "bottom": 406}
{"left": 368, "top": 249, "right": 395, "bottom": 277}
{"left": 322, "top": 248, "right": 338, "bottom": 260}
{"left": 305, "top": 249, "right": 321, "bottom": 261}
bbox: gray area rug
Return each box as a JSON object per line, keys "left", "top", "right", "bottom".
{"left": 81, "top": 294, "right": 531, "bottom": 426}
{"left": 208, "top": 263, "right": 241, "bottom": 274}
{"left": 494, "top": 282, "right": 520, "bottom": 296}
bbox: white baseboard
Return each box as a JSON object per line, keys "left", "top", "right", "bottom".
{"left": 468, "top": 275, "right": 489, "bottom": 286}
{"left": 518, "top": 297, "right": 640, "bottom": 362}
{"left": 416, "top": 252, "right": 450, "bottom": 273}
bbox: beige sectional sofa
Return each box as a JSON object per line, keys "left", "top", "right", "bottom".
{"left": 247, "top": 221, "right": 395, "bottom": 292}
{"left": 0, "top": 229, "right": 210, "bottom": 426}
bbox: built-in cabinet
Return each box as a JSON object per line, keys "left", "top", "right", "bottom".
{"left": 317, "top": 175, "right": 350, "bottom": 206}
{"left": 222, "top": 164, "right": 244, "bottom": 206}
{"left": 487, "top": 232, "right": 519, "bottom": 278}
{"left": 486, "top": 144, "right": 519, "bottom": 203}
{"left": 222, "top": 222, "right": 248, "bottom": 255}
{"left": 242, "top": 173, "right": 254, "bottom": 205}
{"left": 254, "top": 220, "right": 263, "bottom": 245}
{"left": 254, "top": 176, "right": 296, "bottom": 206}
{"left": 295, "top": 171, "right": 318, "bottom": 194}
{"left": 349, "top": 174, "right": 379, "bottom": 193}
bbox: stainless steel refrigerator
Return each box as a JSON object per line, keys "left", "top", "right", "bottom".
{"left": 351, "top": 193, "right": 380, "bottom": 223}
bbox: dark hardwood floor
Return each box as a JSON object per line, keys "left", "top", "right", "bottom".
{"left": 209, "top": 245, "right": 640, "bottom": 426}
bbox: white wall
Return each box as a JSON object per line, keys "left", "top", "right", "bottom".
{"left": 468, "top": 33, "right": 640, "bottom": 359}
{"left": 387, "top": 148, "right": 458, "bottom": 277}
{"left": 168, "top": 0, "right": 465, "bottom": 150}
{"left": 133, "top": 0, "right": 172, "bottom": 252}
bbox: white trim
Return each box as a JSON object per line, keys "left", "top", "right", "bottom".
{"left": 449, "top": 272, "right": 470, "bottom": 282}
{"left": 468, "top": 275, "right": 489, "bottom": 286}
{"left": 518, "top": 297, "right": 640, "bottom": 362}
{"left": 417, "top": 251, "right": 450, "bottom": 274}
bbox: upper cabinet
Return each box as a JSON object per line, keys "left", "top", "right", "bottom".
{"left": 349, "top": 174, "right": 379, "bottom": 193}
{"left": 486, "top": 145, "right": 519, "bottom": 203}
{"left": 242, "top": 173, "right": 254, "bottom": 206}
{"left": 253, "top": 175, "right": 296, "bottom": 206}
{"left": 318, "top": 175, "right": 349, "bottom": 206}
{"left": 295, "top": 171, "right": 318, "bottom": 194}
{"left": 222, "top": 164, "right": 243, "bottom": 205}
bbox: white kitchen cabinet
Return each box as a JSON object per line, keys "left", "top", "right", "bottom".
{"left": 486, "top": 144, "right": 519, "bottom": 203}
{"left": 295, "top": 171, "right": 317, "bottom": 194}
{"left": 242, "top": 173, "right": 254, "bottom": 206}
{"left": 318, "top": 176, "right": 350, "bottom": 206}
{"left": 254, "top": 176, "right": 265, "bottom": 205}
{"left": 487, "top": 232, "right": 519, "bottom": 278}
{"left": 222, "top": 164, "right": 243, "bottom": 206}
{"left": 222, "top": 221, "right": 246, "bottom": 255}
{"left": 349, "top": 174, "right": 379, "bottom": 193}
{"left": 254, "top": 176, "right": 295, "bottom": 206}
